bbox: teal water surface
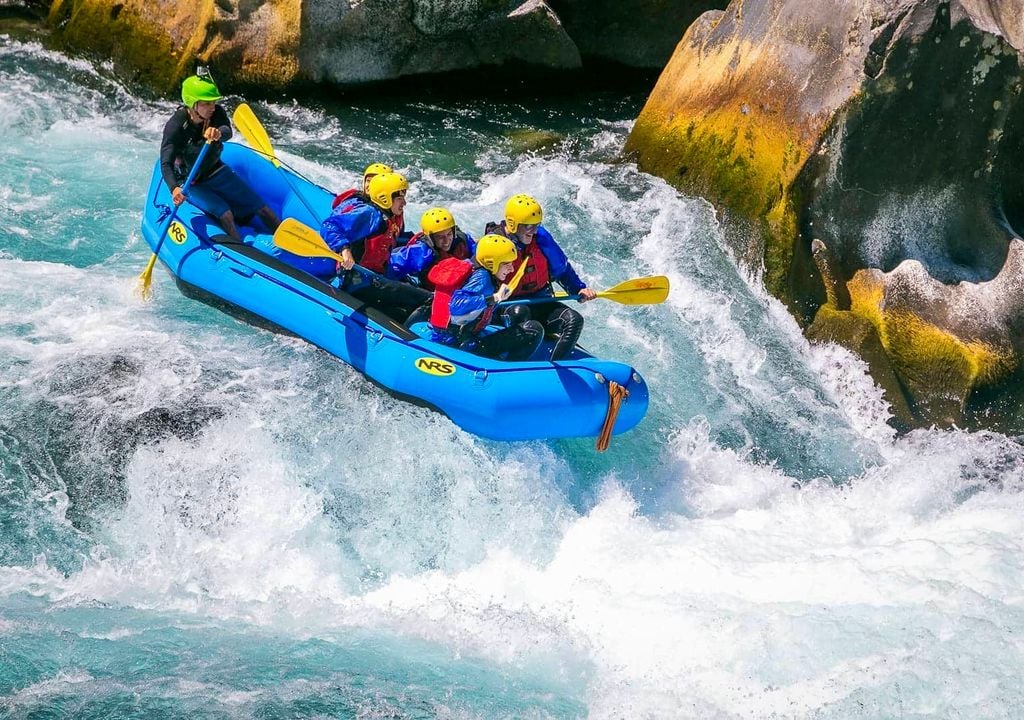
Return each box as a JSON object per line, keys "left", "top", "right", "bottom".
{"left": 2, "top": 34, "right": 1023, "bottom": 719}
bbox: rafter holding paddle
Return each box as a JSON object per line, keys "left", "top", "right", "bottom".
{"left": 271, "top": 217, "right": 387, "bottom": 284}
{"left": 272, "top": 217, "right": 340, "bottom": 260}
{"left": 500, "top": 275, "right": 669, "bottom": 306}
{"left": 136, "top": 139, "right": 213, "bottom": 299}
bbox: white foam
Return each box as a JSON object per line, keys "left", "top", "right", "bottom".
{"left": 315, "top": 443, "right": 1024, "bottom": 716}
{"left": 1, "top": 47, "right": 1021, "bottom": 717}
{"left": 77, "top": 627, "right": 138, "bottom": 640}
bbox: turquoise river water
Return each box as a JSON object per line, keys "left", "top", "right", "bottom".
{"left": 1, "top": 34, "right": 1022, "bottom": 719}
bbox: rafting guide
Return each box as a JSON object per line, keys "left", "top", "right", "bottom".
{"left": 159, "top": 69, "right": 280, "bottom": 244}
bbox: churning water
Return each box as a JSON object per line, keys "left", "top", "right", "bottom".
{"left": 1, "top": 35, "right": 1022, "bottom": 719}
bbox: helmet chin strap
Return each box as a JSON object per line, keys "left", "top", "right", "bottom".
{"left": 188, "top": 106, "right": 211, "bottom": 131}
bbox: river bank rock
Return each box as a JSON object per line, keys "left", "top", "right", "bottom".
{"left": 48, "top": 0, "right": 301, "bottom": 90}
{"left": 301, "top": 0, "right": 580, "bottom": 86}
{"left": 43, "top": 0, "right": 722, "bottom": 93}
{"left": 626, "top": 0, "right": 1024, "bottom": 430}
{"left": 44, "top": 0, "right": 577, "bottom": 91}
{"left": 551, "top": 0, "right": 724, "bottom": 67}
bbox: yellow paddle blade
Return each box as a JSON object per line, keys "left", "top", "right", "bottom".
{"left": 135, "top": 254, "right": 158, "bottom": 299}
{"left": 505, "top": 256, "right": 530, "bottom": 294}
{"left": 233, "top": 103, "right": 281, "bottom": 168}
{"left": 596, "top": 275, "right": 670, "bottom": 305}
{"left": 272, "top": 218, "right": 341, "bottom": 261}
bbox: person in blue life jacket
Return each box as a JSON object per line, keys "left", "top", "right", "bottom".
{"left": 426, "top": 235, "right": 544, "bottom": 361}
{"left": 484, "top": 194, "right": 596, "bottom": 361}
{"left": 160, "top": 71, "right": 280, "bottom": 243}
{"left": 331, "top": 163, "right": 413, "bottom": 244}
{"left": 388, "top": 207, "right": 476, "bottom": 287}
{"left": 320, "top": 171, "right": 431, "bottom": 322}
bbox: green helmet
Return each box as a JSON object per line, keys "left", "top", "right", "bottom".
{"left": 181, "top": 75, "right": 222, "bottom": 108}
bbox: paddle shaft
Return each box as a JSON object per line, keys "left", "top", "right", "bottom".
{"left": 269, "top": 155, "right": 321, "bottom": 225}
{"left": 233, "top": 104, "right": 322, "bottom": 224}
{"left": 499, "top": 293, "right": 582, "bottom": 307}
{"left": 147, "top": 141, "right": 213, "bottom": 271}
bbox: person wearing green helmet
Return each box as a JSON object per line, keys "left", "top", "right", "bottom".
{"left": 159, "top": 70, "right": 279, "bottom": 242}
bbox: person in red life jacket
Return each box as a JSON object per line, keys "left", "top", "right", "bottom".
{"left": 323, "top": 171, "right": 407, "bottom": 273}
{"left": 331, "top": 163, "right": 413, "bottom": 245}
{"left": 330, "top": 162, "right": 393, "bottom": 210}
{"left": 387, "top": 207, "right": 476, "bottom": 287}
{"left": 160, "top": 71, "right": 280, "bottom": 242}
{"left": 484, "top": 194, "right": 596, "bottom": 361}
{"left": 426, "top": 235, "right": 543, "bottom": 361}
{"left": 320, "top": 171, "right": 430, "bottom": 322}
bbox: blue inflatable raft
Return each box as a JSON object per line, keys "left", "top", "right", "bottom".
{"left": 139, "top": 143, "right": 648, "bottom": 442}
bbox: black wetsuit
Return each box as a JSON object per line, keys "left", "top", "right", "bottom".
{"left": 159, "top": 105, "right": 231, "bottom": 191}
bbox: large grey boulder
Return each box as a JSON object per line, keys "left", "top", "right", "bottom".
{"left": 301, "top": 0, "right": 581, "bottom": 85}
{"left": 551, "top": 0, "right": 724, "bottom": 67}
{"left": 626, "top": 0, "right": 1024, "bottom": 430}
{"left": 46, "top": 0, "right": 588, "bottom": 91}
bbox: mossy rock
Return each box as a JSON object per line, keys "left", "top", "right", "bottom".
{"left": 623, "top": 8, "right": 813, "bottom": 303}
{"left": 504, "top": 127, "right": 565, "bottom": 154}
{"left": 627, "top": 0, "right": 1024, "bottom": 431}
{"left": 806, "top": 304, "right": 914, "bottom": 431}
{"left": 845, "top": 271, "right": 1014, "bottom": 427}
{"left": 47, "top": 0, "right": 300, "bottom": 94}
{"left": 48, "top": 0, "right": 185, "bottom": 92}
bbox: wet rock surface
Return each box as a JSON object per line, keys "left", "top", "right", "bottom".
{"left": 627, "top": 0, "right": 1024, "bottom": 431}
{"left": 550, "top": 0, "right": 724, "bottom": 67}
{"left": 44, "top": 0, "right": 724, "bottom": 92}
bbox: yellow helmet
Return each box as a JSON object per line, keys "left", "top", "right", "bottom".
{"left": 367, "top": 172, "right": 408, "bottom": 210}
{"left": 363, "top": 162, "right": 393, "bottom": 180}
{"left": 504, "top": 194, "right": 543, "bottom": 234}
{"left": 475, "top": 234, "right": 517, "bottom": 274}
{"left": 420, "top": 207, "right": 456, "bottom": 237}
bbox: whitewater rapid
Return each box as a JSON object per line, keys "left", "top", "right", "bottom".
{"left": 1, "top": 35, "right": 1022, "bottom": 718}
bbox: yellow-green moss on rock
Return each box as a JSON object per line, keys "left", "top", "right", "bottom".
{"left": 844, "top": 270, "right": 1014, "bottom": 426}
{"left": 47, "top": 0, "right": 300, "bottom": 94}
{"left": 48, "top": 0, "right": 185, "bottom": 91}
{"left": 628, "top": 107, "right": 803, "bottom": 296}
{"left": 806, "top": 304, "right": 914, "bottom": 429}
{"left": 623, "top": 8, "right": 837, "bottom": 301}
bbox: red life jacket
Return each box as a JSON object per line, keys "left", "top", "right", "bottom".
{"left": 331, "top": 187, "right": 359, "bottom": 209}
{"left": 407, "top": 231, "right": 473, "bottom": 289}
{"left": 509, "top": 241, "right": 550, "bottom": 297}
{"left": 334, "top": 195, "right": 404, "bottom": 274}
{"left": 427, "top": 258, "right": 496, "bottom": 333}
{"left": 359, "top": 213, "right": 403, "bottom": 273}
